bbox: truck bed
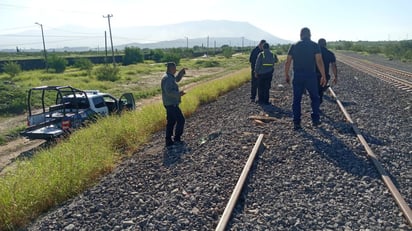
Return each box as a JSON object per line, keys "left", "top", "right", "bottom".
{"left": 20, "top": 124, "right": 65, "bottom": 139}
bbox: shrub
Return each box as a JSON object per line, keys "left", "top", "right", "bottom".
{"left": 161, "top": 52, "right": 181, "bottom": 65}
{"left": 222, "top": 46, "right": 233, "bottom": 58}
{"left": 95, "top": 65, "right": 120, "bottom": 82}
{"left": 151, "top": 49, "right": 164, "bottom": 63}
{"left": 48, "top": 55, "right": 68, "bottom": 73}
{"left": 123, "top": 47, "right": 144, "bottom": 65}
{"left": 0, "top": 83, "right": 26, "bottom": 115}
{"left": 2, "top": 61, "right": 21, "bottom": 78}
{"left": 74, "top": 58, "right": 93, "bottom": 75}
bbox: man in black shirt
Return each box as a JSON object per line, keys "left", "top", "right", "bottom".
{"left": 249, "top": 39, "right": 266, "bottom": 102}
{"left": 316, "top": 38, "right": 338, "bottom": 104}
{"left": 284, "top": 28, "right": 326, "bottom": 130}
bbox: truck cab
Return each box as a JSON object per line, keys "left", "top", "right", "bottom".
{"left": 21, "top": 86, "right": 135, "bottom": 140}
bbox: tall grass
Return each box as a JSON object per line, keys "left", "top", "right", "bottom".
{"left": 0, "top": 68, "right": 250, "bottom": 230}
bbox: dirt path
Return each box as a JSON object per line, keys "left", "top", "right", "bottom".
{"left": 0, "top": 138, "right": 45, "bottom": 173}
{"left": 0, "top": 67, "right": 249, "bottom": 174}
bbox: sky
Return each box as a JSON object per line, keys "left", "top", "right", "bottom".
{"left": 0, "top": 0, "right": 411, "bottom": 49}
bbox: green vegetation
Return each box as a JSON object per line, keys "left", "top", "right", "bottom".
{"left": 0, "top": 125, "right": 26, "bottom": 145}
{"left": 0, "top": 67, "right": 250, "bottom": 230}
{"left": 269, "top": 40, "right": 412, "bottom": 62}
{"left": 328, "top": 40, "right": 412, "bottom": 62}
{"left": 0, "top": 54, "right": 248, "bottom": 117}
{"left": 0, "top": 83, "right": 26, "bottom": 115}
{"left": 2, "top": 61, "right": 21, "bottom": 78}
{"left": 122, "top": 47, "right": 144, "bottom": 65}
{"left": 74, "top": 58, "right": 93, "bottom": 76}
{"left": 95, "top": 64, "right": 120, "bottom": 82}
{"left": 47, "top": 54, "right": 68, "bottom": 73}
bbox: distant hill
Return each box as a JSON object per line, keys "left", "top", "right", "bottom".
{"left": 114, "top": 20, "right": 290, "bottom": 49}
{"left": 0, "top": 20, "right": 291, "bottom": 52}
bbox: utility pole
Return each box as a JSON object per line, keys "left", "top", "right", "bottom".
{"left": 35, "top": 22, "right": 48, "bottom": 71}
{"left": 241, "top": 37, "right": 244, "bottom": 52}
{"left": 207, "top": 36, "right": 209, "bottom": 57}
{"left": 103, "top": 14, "right": 115, "bottom": 66}
{"left": 185, "top": 36, "right": 189, "bottom": 50}
{"left": 104, "top": 31, "right": 108, "bottom": 64}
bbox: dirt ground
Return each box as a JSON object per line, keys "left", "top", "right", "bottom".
{"left": 0, "top": 66, "right": 242, "bottom": 173}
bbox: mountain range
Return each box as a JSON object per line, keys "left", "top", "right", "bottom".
{"left": 0, "top": 20, "right": 291, "bottom": 52}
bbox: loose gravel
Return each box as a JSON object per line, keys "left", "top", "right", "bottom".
{"left": 28, "top": 53, "right": 411, "bottom": 230}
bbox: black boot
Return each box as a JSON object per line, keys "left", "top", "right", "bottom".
{"left": 165, "top": 138, "right": 174, "bottom": 147}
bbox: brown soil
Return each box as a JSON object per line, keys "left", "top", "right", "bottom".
{"left": 0, "top": 66, "right": 245, "bottom": 173}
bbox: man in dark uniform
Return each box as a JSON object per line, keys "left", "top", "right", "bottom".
{"left": 254, "top": 42, "right": 278, "bottom": 104}
{"left": 161, "top": 62, "right": 186, "bottom": 146}
{"left": 249, "top": 39, "right": 266, "bottom": 102}
{"left": 284, "top": 27, "right": 327, "bottom": 130}
{"left": 316, "top": 38, "right": 338, "bottom": 104}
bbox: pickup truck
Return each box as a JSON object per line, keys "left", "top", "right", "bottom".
{"left": 20, "top": 85, "right": 135, "bottom": 140}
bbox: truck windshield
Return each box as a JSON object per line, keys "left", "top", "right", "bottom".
{"left": 93, "top": 97, "right": 106, "bottom": 108}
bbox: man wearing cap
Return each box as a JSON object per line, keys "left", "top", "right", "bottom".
{"left": 284, "top": 27, "right": 327, "bottom": 130}
{"left": 316, "top": 38, "right": 338, "bottom": 104}
{"left": 161, "top": 62, "right": 186, "bottom": 146}
{"left": 249, "top": 39, "right": 266, "bottom": 102}
{"left": 254, "top": 42, "right": 278, "bottom": 105}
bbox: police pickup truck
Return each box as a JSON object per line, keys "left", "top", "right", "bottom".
{"left": 20, "top": 85, "right": 135, "bottom": 140}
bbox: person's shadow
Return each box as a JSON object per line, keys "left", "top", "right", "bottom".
{"left": 162, "top": 142, "right": 191, "bottom": 167}
{"left": 259, "top": 102, "right": 292, "bottom": 119}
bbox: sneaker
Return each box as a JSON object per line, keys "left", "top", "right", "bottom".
{"left": 294, "top": 123, "right": 302, "bottom": 130}
{"left": 312, "top": 121, "right": 321, "bottom": 126}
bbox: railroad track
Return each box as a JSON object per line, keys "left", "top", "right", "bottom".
{"left": 18, "top": 59, "right": 412, "bottom": 230}
{"left": 216, "top": 85, "right": 412, "bottom": 229}
{"left": 336, "top": 53, "right": 412, "bottom": 92}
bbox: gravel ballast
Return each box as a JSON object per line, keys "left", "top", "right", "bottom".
{"left": 28, "top": 54, "right": 411, "bottom": 230}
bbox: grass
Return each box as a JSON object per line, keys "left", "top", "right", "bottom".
{"left": 0, "top": 54, "right": 249, "bottom": 139}
{"left": 0, "top": 64, "right": 250, "bottom": 230}
{"left": 0, "top": 125, "right": 26, "bottom": 145}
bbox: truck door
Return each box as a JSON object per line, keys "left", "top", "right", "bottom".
{"left": 118, "top": 93, "right": 136, "bottom": 112}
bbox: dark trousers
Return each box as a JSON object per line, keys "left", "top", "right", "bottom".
{"left": 257, "top": 71, "right": 273, "bottom": 104}
{"left": 317, "top": 74, "right": 331, "bottom": 104}
{"left": 165, "top": 105, "right": 185, "bottom": 141}
{"left": 292, "top": 72, "right": 320, "bottom": 124}
{"left": 250, "top": 70, "right": 258, "bottom": 100}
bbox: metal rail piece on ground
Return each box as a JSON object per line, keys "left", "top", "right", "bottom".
{"left": 215, "top": 134, "right": 264, "bottom": 231}
{"left": 328, "top": 87, "right": 412, "bottom": 227}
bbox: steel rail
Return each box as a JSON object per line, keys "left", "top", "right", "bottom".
{"left": 215, "top": 134, "right": 264, "bottom": 231}
{"left": 336, "top": 53, "right": 412, "bottom": 79}
{"left": 337, "top": 54, "right": 412, "bottom": 91}
{"left": 328, "top": 87, "right": 412, "bottom": 227}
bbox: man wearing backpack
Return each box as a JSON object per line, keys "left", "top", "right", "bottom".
{"left": 254, "top": 42, "right": 278, "bottom": 105}
{"left": 249, "top": 40, "right": 266, "bottom": 102}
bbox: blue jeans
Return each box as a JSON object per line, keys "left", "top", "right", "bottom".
{"left": 292, "top": 72, "right": 320, "bottom": 124}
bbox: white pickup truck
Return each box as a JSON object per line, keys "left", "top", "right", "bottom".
{"left": 20, "top": 85, "right": 135, "bottom": 140}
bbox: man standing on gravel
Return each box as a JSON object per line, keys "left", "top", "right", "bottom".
{"left": 161, "top": 62, "right": 186, "bottom": 147}
{"left": 249, "top": 39, "right": 266, "bottom": 102}
{"left": 254, "top": 42, "right": 278, "bottom": 105}
{"left": 284, "top": 27, "right": 327, "bottom": 130}
{"left": 316, "top": 38, "right": 338, "bottom": 104}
